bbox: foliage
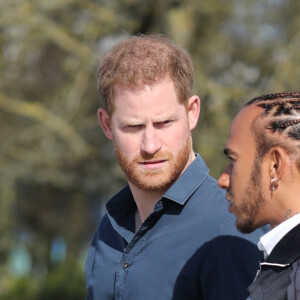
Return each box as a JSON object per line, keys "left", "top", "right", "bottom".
{"left": 0, "top": 263, "right": 85, "bottom": 300}
{"left": 0, "top": 276, "right": 38, "bottom": 300}
{"left": 36, "top": 263, "right": 86, "bottom": 300}
{"left": 0, "top": 0, "right": 299, "bottom": 297}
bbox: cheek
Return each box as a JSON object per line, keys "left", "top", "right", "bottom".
{"left": 231, "top": 166, "right": 247, "bottom": 193}
{"left": 112, "top": 132, "right": 141, "bottom": 157}
{"left": 164, "top": 125, "right": 189, "bottom": 148}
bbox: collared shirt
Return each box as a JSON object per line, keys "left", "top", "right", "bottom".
{"left": 85, "top": 154, "right": 267, "bottom": 300}
{"left": 258, "top": 213, "right": 300, "bottom": 259}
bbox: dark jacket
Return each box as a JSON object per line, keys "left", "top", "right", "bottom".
{"left": 248, "top": 223, "right": 300, "bottom": 300}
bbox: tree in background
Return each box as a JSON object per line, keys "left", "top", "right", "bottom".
{"left": 0, "top": 0, "right": 299, "bottom": 297}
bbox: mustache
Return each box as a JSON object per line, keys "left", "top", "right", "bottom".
{"left": 226, "top": 191, "right": 234, "bottom": 206}
{"left": 134, "top": 151, "right": 174, "bottom": 163}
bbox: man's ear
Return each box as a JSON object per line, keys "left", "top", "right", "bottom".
{"left": 188, "top": 95, "right": 201, "bottom": 130}
{"left": 98, "top": 108, "right": 113, "bottom": 140}
{"left": 269, "top": 147, "right": 287, "bottom": 181}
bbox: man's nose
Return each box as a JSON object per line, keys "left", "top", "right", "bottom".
{"left": 141, "top": 126, "right": 162, "bottom": 156}
{"left": 218, "top": 172, "right": 230, "bottom": 189}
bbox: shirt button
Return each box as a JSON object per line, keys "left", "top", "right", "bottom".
{"left": 122, "top": 262, "right": 129, "bottom": 269}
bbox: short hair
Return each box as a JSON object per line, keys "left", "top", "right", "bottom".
{"left": 245, "top": 91, "right": 300, "bottom": 172}
{"left": 97, "top": 34, "right": 194, "bottom": 115}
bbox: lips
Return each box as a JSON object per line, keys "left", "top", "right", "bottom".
{"left": 226, "top": 191, "right": 236, "bottom": 213}
{"left": 225, "top": 192, "right": 232, "bottom": 203}
{"left": 139, "top": 159, "right": 167, "bottom": 170}
{"left": 140, "top": 160, "right": 166, "bottom": 165}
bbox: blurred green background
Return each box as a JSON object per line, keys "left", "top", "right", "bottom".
{"left": 0, "top": 0, "right": 299, "bottom": 298}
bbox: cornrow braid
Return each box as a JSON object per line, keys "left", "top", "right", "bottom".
{"left": 246, "top": 91, "right": 300, "bottom": 173}
{"left": 258, "top": 100, "right": 300, "bottom": 116}
{"left": 268, "top": 118, "right": 300, "bottom": 132}
{"left": 247, "top": 91, "right": 300, "bottom": 105}
{"left": 246, "top": 91, "right": 300, "bottom": 138}
{"left": 278, "top": 118, "right": 300, "bottom": 129}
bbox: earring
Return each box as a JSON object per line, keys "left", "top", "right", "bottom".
{"left": 270, "top": 178, "right": 279, "bottom": 191}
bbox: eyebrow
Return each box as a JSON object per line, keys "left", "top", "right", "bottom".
{"left": 119, "top": 120, "right": 141, "bottom": 126}
{"left": 223, "top": 148, "right": 237, "bottom": 158}
{"left": 119, "top": 114, "right": 177, "bottom": 126}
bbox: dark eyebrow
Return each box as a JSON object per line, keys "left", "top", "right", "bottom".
{"left": 223, "top": 148, "right": 237, "bottom": 158}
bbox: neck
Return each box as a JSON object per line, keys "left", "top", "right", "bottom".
{"left": 129, "top": 151, "right": 196, "bottom": 229}
{"left": 266, "top": 186, "right": 300, "bottom": 229}
{"left": 129, "top": 183, "right": 166, "bottom": 224}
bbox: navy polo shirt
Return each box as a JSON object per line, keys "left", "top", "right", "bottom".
{"left": 85, "top": 154, "right": 267, "bottom": 300}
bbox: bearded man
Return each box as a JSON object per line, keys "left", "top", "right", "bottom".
{"left": 85, "top": 34, "right": 266, "bottom": 300}
{"left": 218, "top": 91, "right": 300, "bottom": 300}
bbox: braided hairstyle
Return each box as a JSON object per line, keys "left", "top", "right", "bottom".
{"left": 245, "top": 91, "right": 300, "bottom": 173}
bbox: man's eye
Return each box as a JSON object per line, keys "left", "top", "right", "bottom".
{"left": 127, "top": 124, "right": 142, "bottom": 129}
{"left": 122, "top": 124, "right": 143, "bottom": 132}
{"left": 228, "top": 156, "right": 236, "bottom": 162}
{"left": 155, "top": 120, "right": 172, "bottom": 128}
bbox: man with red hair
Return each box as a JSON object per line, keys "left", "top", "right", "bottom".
{"left": 85, "top": 34, "right": 267, "bottom": 300}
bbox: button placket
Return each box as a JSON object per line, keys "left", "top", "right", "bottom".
{"left": 113, "top": 202, "right": 164, "bottom": 299}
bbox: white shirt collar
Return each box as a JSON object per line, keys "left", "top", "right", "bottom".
{"left": 258, "top": 213, "right": 300, "bottom": 258}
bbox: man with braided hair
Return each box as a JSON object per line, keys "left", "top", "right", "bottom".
{"left": 85, "top": 34, "right": 267, "bottom": 300}
{"left": 218, "top": 91, "right": 300, "bottom": 300}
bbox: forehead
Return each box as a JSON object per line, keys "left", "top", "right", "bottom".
{"left": 112, "top": 78, "right": 181, "bottom": 115}
{"left": 227, "top": 105, "right": 262, "bottom": 152}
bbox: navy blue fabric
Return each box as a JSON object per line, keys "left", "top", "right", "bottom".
{"left": 85, "top": 154, "right": 267, "bottom": 300}
{"left": 248, "top": 223, "right": 300, "bottom": 300}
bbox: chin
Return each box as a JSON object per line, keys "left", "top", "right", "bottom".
{"left": 236, "top": 218, "right": 257, "bottom": 234}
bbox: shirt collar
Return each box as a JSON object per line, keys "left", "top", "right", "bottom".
{"left": 105, "top": 153, "right": 209, "bottom": 241}
{"left": 106, "top": 153, "right": 209, "bottom": 212}
{"left": 163, "top": 153, "right": 209, "bottom": 205}
{"left": 258, "top": 213, "right": 300, "bottom": 258}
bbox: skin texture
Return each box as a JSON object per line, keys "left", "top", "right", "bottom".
{"left": 98, "top": 77, "right": 200, "bottom": 223}
{"left": 218, "top": 105, "right": 269, "bottom": 233}
{"left": 218, "top": 104, "right": 300, "bottom": 231}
